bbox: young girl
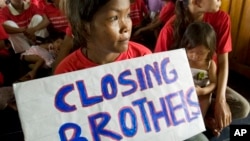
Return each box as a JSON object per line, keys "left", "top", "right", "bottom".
{"left": 54, "top": 1, "right": 208, "bottom": 140}
{"left": 155, "top": 0, "right": 250, "bottom": 136}
{"left": 54, "top": 0, "right": 152, "bottom": 74}
{"left": 20, "top": 37, "right": 63, "bottom": 80}
{"left": 181, "top": 21, "right": 217, "bottom": 119}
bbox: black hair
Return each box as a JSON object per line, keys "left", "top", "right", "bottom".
{"left": 66, "top": 0, "right": 111, "bottom": 47}
{"left": 180, "top": 22, "right": 216, "bottom": 61}
{"left": 171, "top": 0, "right": 193, "bottom": 50}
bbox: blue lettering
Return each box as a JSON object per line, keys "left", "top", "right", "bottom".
{"left": 144, "top": 62, "right": 162, "bottom": 88}
{"left": 165, "top": 92, "right": 185, "bottom": 126}
{"left": 132, "top": 98, "right": 152, "bottom": 132}
{"left": 161, "top": 58, "right": 178, "bottom": 84}
{"left": 135, "top": 68, "right": 147, "bottom": 91}
{"left": 77, "top": 80, "right": 103, "bottom": 107}
{"left": 55, "top": 84, "right": 76, "bottom": 112}
{"left": 59, "top": 123, "right": 87, "bottom": 141}
{"left": 118, "top": 70, "right": 137, "bottom": 97}
{"left": 148, "top": 98, "right": 171, "bottom": 132}
{"left": 102, "top": 74, "right": 117, "bottom": 99}
{"left": 119, "top": 107, "right": 137, "bottom": 137}
{"left": 180, "top": 88, "right": 200, "bottom": 122}
{"left": 88, "top": 112, "right": 122, "bottom": 141}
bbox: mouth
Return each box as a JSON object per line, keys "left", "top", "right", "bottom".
{"left": 118, "top": 38, "right": 129, "bottom": 43}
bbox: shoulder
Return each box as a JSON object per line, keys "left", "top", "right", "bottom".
{"left": 54, "top": 49, "right": 83, "bottom": 74}
{"left": 204, "top": 10, "right": 230, "bottom": 25}
{"left": 127, "top": 41, "right": 152, "bottom": 56}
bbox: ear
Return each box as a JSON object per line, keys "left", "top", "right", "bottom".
{"left": 83, "top": 22, "right": 91, "bottom": 35}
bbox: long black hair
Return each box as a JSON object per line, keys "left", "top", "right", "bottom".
{"left": 171, "top": 0, "right": 193, "bottom": 50}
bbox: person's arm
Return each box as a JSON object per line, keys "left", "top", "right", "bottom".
{"left": 52, "top": 34, "right": 73, "bottom": 72}
{"left": 2, "top": 23, "right": 26, "bottom": 34}
{"left": 133, "top": 17, "right": 162, "bottom": 37}
{"left": 196, "top": 60, "right": 217, "bottom": 96}
{"left": 214, "top": 53, "right": 231, "bottom": 130}
{"left": 22, "top": 54, "right": 45, "bottom": 79}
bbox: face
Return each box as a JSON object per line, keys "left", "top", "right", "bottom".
{"left": 186, "top": 45, "right": 210, "bottom": 62}
{"left": 52, "top": 38, "right": 63, "bottom": 52}
{"left": 86, "top": 0, "right": 132, "bottom": 54}
{"left": 199, "top": 0, "right": 221, "bottom": 13}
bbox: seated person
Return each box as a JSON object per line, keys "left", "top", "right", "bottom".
{"left": 20, "top": 35, "right": 63, "bottom": 80}
{"left": 0, "top": 0, "right": 50, "bottom": 54}
{"left": 132, "top": 0, "right": 176, "bottom": 46}
{"left": 31, "top": 0, "right": 68, "bottom": 34}
{"left": 130, "top": 0, "right": 150, "bottom": 32}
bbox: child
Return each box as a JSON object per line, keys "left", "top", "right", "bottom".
{"left": 20, "top": 36, "right": 63, "bottom": 80}
{"left": 181, "top": 22, "right": 217, "bottom": 118}
{"left": 154, "top": 0, "right": 250, "bottom": 136}
{"left": 54, "top": 0, "right": 152, "bottom": 74}
{"left": 54, "top": 1, "right": 208, "bottom": 140}
{"left": 0, "top": 0, "right": 49, "bottom": 54}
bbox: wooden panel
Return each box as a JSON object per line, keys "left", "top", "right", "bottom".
{"left": 233, "top": 0, "right": 250, "bottom": 63}
{"left": 220, "top": 0, "right": 231, "bottom": 13}
{"left": 229, "top": 0, "right": 244, "bottom": 57}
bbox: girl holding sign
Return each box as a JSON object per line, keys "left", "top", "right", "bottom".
{"left": 155, "top": 0, "right": 250, "bottom": 137}
{"left": 54, "top": 0, "right": 152, "bottom": 74}
{"left": 54, "top": 0, "right": 208, "bottom": 140}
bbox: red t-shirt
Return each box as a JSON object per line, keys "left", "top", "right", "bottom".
{"left": 65, "top": 25, "right": 72, "bottom": 37}
{"left": 154, "top": 10, "right": 232, "bottom": 55}
{"left": 43, "top": 3, "right": 68, "bottom": 33}
{"left": 0, "top": 25, "right": 8, "bottom": 40}
{"left": 159, "top": 1, "right": 175, "bottom": 24}
{"left": 54, "top": 41, "right": 152, "bottom": 74}
{"left": 0, "top": 3, "right": 44, "bottom": 28}
{"left": 130, "top": 0, "right": 149, "bottom": 27}
{"left": 30, "top": 0, "right": 46, "bottom": 9}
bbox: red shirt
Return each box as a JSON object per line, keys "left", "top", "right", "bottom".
{"left": 0, "top": 3, "right": 44, "bottom": 28}
{"left": 43, "top": 3, "right": 68, "bottom": 33}
{"left": 65, "top": 25, "right": 72, "bottom": 37}
{"left": 0, "top": 25, "right": 8, "bottom": 40}
{"left": 54, "top": 41, "right": 152, "bottom": 74}
{"left": 155, "top": 10, "right": 232, "bottom": 55}
{"left": 159, "top": 1, "right": 175, "bottom": 24}
{"left": 130, "top": 0, "right": 149, "bottom": 27}
{"left": 30, "top": 0, "right": 46, "bottom": 9}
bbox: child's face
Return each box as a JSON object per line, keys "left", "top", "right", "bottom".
{"left": 198, "top": 0, "right": 221, "bottom": 13}
{"left": 86, "top": 0, "right": 132, "bottom": 54}
{"left": 186, "top": 45, "right": 210, "bottom": 62}
{"left": 52, "top": 38, "right": 63, "bottom": 52}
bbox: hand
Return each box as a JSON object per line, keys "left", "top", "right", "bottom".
{"left": 24, "top": 27, "right": 36, "bottom": 39}
{"left": 214, "top": 100, "right": 232, "bottom": 131}
{"left": 195, "top": 85, "right": 203, "bottom": 96}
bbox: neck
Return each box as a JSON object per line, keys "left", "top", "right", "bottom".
{"left": 188, "top": 5, "right": 204, "bottom": 21}
{"left": 83, "top": 48, "right": 120, "bottom": 65}
{"left": 11, "top": 2, "right": 24, "bottom": 11}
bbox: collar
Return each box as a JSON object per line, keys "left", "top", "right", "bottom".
{"left": 8, "top": 1, "right": 30, "bottom": 16}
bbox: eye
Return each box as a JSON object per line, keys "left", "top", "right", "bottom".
{"left": 110, "top": 16, "right": 118, "bottom": 21}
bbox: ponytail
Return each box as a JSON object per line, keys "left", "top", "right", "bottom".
{"left": 171, "top": 0, "right": 193, "bottom": 50}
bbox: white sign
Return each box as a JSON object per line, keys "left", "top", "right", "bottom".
{"left": 13, "top": 49, "right": 205, "bottom": 141}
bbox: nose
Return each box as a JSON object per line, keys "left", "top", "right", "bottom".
{"left": 119, "top": 17, "right": 131, "bottom": 33}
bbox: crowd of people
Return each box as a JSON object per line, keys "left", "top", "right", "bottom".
{"left": 0, "top": 0, "right": 250, "bottom": 140}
